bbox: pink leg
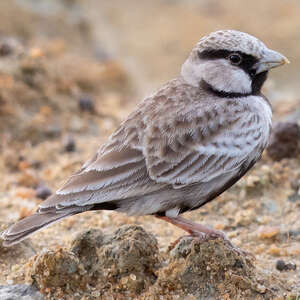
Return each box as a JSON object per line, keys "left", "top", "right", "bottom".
{"left": 156, "top": 215, "right": 253, "bottom": 257}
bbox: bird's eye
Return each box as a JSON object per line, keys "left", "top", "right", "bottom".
{"left": 228, "top": 53, "right": 242, "bottom": 65}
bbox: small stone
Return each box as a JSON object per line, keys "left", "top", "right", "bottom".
{"left": 36, "top": 185, "right": 52, "bottom": 200}
{"left": 63, "top": 135, "right": 76, "bottom": 152}
{"left": 290, "top": 179, "right": 300, "bottom": 191}
{"left": 0, "top": 284, "right": 44, "bottom": 300}
{"left": 79, "top": 96, "right": 95, "bottom": 112}
{"left": 27, "top": 249, "right": 86, "bottom": 292}
{"left": 267, "top": 122, "right": 300, "bottom": 161}
{"left": 0, "top": 37, "right": 23, "bottom": 57}
{"left": 268, "top": 245, "right": 283, "bottom": 256}
{"left": 257, "top": 226, "right": 280, "bottom": 240}
{"left": 285, "top": 262, "right": 297, "bottom": 271}
{"left": 45, "top": 124, "right": 62, "bottom": 139}
{"left": 71, "top": 225, "right": 159, "bottom": 294}
{"left": 288, "top": 192, "right": 300, "bottom": 203}
{"left": 158, "top": 237, "right": 281, "bottom": 299}
{"left": 130, "top": 273, "right": 137, "bottom": 281}
{"left": 276, "top": 260, "right": 297, "bottom": 272}
{"left": 0, "top": 43, "right": 13, "bottom": 56}
{"left": 71, "top": 229, "right": 104, "bottom": 273}
{"left": 275, "top": 259, "right": 286, "bottom": 271}
{"left": 255, "top": 283, "right": 266, "bottom": 293}
{"left": 233, "top": 209, "right": 256, "bottom": 227}
{"left": 286, "top": 229, "right": 300, "bottom": 238}
{"left": 245, "top": 175, "right": 260, "bottom": 188}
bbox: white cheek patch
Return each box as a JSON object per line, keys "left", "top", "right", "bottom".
{"left": 181, "top": 58, "right": 252, "bottom": 94}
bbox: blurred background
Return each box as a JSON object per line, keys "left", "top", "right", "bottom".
{"left": 0, "top": 0, "right": 300, "bottom": 296}
{"left": 1, "top": 0, "right": 299, "bottom": 145}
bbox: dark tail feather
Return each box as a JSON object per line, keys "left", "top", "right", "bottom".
{"left": 1, "top": 210, "right": 82, "bottom": 247}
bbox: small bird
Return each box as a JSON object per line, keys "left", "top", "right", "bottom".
{"left": 2, "top": 30, "right": 289, "bottom": 249}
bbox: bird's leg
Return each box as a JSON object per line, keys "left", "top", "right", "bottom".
{"left": 156, "top": 215, "right": 252, "bottom": 257}
{"left": 156, "top": 215, "right": 225, "bottom": 239}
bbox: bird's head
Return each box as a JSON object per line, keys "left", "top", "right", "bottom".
{"left": 181, "top": 30, "right": 289, "bottom": 96}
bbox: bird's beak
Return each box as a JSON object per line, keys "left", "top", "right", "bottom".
{"left": 255, "top": 49, "right": 290, "bottom": 74}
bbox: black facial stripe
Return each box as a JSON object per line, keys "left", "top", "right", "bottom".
{"left": 252, "top": 71, "right": 268, "bottom": 95}
{"left": 200, "top": 80, "right": 252, "bottom": 98}
{"left": 199, "top": 49, "right": 268, "bottom": 95}
{"left": 198, "top": 49, "right": 258, "bottom": 77}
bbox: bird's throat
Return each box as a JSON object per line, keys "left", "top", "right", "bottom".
{"left": 200, "top": 80, "right": 253, "bottom": 98}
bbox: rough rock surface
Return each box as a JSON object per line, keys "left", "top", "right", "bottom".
{"left": 155, "top": 237, "right": 277, "bottom": 299}
{"left": 0, "top": 284, "right": 44, "bottom": 300}
{"left": 19, "top": 225, "right": 294, "bottom": 299}
{"left": 26, "top": 225, "right": 160, "bottom": 298}
{"left": 267, "top": 122, "right": 300, "bottom": 161}
{"left": 71, "top": 226, "right": 160, "bottom": 294}
{"left": 26, "top": 248, "right": 87, "bottom": 295}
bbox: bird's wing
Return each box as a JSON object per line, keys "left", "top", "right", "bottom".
{"left": 40, "top": 146, "right": 164, "bottom": 209}
{"left": 144, "top": 105, "right": 263, "bottom": 187}
{"left": 39, "top": 106, "right": 168, "bottom": 210}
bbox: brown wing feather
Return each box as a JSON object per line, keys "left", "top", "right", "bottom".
{"left": 145, "top": 106, "right": 263, "bottom": 186}
{"left": 40, "top": 147, "right": 165, "bottom": 210}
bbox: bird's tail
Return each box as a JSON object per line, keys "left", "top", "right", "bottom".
{"left": 1, "top": 208, "right": 84, "bottom": 247}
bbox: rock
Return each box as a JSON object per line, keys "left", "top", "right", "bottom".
{"left": 288, "top": 191, "right": 300, "bottom": 203}
{"left": 44, "top": 124, "right": 62, "bottom": 139}
{"left": 27, "top": 226, "right": 160, "bottom": 297}
{"left": 70, "top": 228, "right": 104, "bottom": 274}
{"left": 0, "top": 43, "right": 14, "bottom": 56}
{"left": 70, "top": 225, "right": 160, "bottom": 294}
{"left": 0, "top": 37, "right": 24, "bottom": 57}
{"left": 276, "top": 260, "right": 297, "bottom": 272}
{"left": 27, "top": 248, "right": 87, "bottom": 293}
{"left": 79, "top": 96, "right": 95, "bottom": 112}
{"left": 267, "top": 122, "right": 300, "bottom": 161}
{"left": 63, "top": 134, "right": 76, "bottom": 152}
{"left": 290, "top": 179, "right": 300, "bottom": 191}
{"left": 275, "top": 259, "right": 286, "bottom": 271}
{"left": 0, "top": 284, "right": 44, "bottom": 300}
{"left": 257, "top": 226, "right": 281, "bottom": 240}
{"left": 156, "top": 237, "right": 276, "bottom": 299}
{"left": 35, "top": 185, "right": 52, "bottom": 200}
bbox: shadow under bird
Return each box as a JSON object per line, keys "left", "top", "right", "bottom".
{"left": 2, "top": 30, "right": 289, "bottom": 252}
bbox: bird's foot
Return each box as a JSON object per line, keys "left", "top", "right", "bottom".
{"left": 189, "top": 228, "right": 254, "bottom": 259}
{"left": 156, "top": 215, "right": 254, "bottom": 259}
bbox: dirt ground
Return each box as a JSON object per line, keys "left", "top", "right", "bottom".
{"left": 0, "top": 1, "right": 299, "bottom": 299}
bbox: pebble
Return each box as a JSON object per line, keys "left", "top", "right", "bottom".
{"left": 0, "top": 43, "right": 13, "bottom": 56}
{"left": 0, "top": 37, "right": 23, "bottom": 56}
{"left": 36, "top": 185, "right": 52, "bottom": 200}
{"left": 0, "top": 284, "right": 44, "bottom": 300}
{"left": 79, "top": 96, "right": 95, "bottom": 112}
{"left": 63, "top": 135, "right": 76, "bottom": 152}
{"left": 268, "top": 245, "right": 284, "bottom": 256}
{"left": 257, "top": 226, "right": 281, "bottom": 240}
{"left": 276, "top": 260, "right": 297, "bottom": 272}
{"left": 267, "top": 122, "right": 300, "bottom": 161}
{"left": 45, "top": 124, "right": 62, "bottom": 138}
{"left": 290, "top": 179, "right": 300, "bottom": 191}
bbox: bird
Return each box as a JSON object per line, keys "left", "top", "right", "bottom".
{"left": 2, "top": 30, "right": 289, "bottom": 250}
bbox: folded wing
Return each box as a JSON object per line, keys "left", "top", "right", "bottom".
{"left": 145, "top": 106, "right": 263, "bottom": 187}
